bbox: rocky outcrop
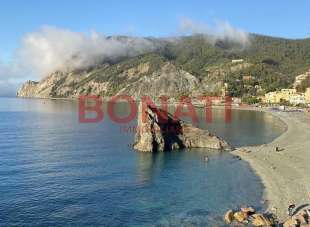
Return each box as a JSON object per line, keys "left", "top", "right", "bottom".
{"left": 224, "top": 206, "right": 310, "bottom": 227}
{"left": 224, "top": 209, "right": 234, "bottom": 224}
{"left": 223, "top": 207, "right": 274, "bottom": 226}
{"left": 283, "top": 209, "right": 310, "bottom": 227}
{"left": 16, "top": 81, "right": 39, "bottom": 98}
{"left": 133, "top": 103, "right": 232, "bottom": 152}
{"left": 117, "top": 62, "right": 200, "bottom": 99}
{"left": 234, "top": 211, "right": 249, "bottom": 223}
{"left": 17, "top": 59, "right": 204, "bottom": 100}
{"left": 16, "top": 70, "right": 95, "bottom": 98}
{"left": 16, "top": 53, "right": 207, "bottom": 100}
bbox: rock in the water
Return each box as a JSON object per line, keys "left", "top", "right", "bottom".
{"left": 224, "top": 209, "right": 234, "bottom": 224}
{"left": 251, "top": 214, "right": 272, "bottom": 227}
{"left": 133, "top": 103, "right": 232, "bottom": 152}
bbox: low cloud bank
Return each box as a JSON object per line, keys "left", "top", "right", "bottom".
{"left": 0, "top": 27, "right": 160, "bottom": 95}
{"left": 0, "top": 19, "right": 251, "bottom": 95}
{"left": 17, "top": 26, "right": 159, "bottom": 77}
{"left": 179, "top": 18, "right": 251, "bottom": 48}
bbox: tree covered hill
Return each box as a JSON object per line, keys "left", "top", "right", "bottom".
{"left": 17, "top": 34, "right": 310, "bottom": 99}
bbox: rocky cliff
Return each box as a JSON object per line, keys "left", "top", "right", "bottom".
{"left": 17, "top": 54, "right": 216, "bottom": 99}
{"left": 133, "top": 103, "right": 232, "bottom": 152}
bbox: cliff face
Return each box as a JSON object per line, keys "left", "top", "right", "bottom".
{"left": 17, "top": 55, "right": 215, "bottom": 99}
{"left": 17, "top": 81, "right": 39, "bottom": 98}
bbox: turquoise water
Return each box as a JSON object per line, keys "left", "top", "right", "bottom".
{"left": 0, "top": 98, "right": 286, "bottom": 226}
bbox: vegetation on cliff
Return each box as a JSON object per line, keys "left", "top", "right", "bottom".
{"left": 17, "top": 34, "right": 310, "bottom": 99}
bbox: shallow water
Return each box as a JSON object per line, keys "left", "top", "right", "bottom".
{"left": 0, "top": 98, "right": 286, "bottom": 226}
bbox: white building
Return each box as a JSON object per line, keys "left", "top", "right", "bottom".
{"left": 231, "top": 59, "right": 244, "bottom": 64}
{"left": 289, "top": 93, "right": 306, "bottom": 105}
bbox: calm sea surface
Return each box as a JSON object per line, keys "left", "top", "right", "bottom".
{"left": 0, "top": 98, "right": 286, "bottom": 226}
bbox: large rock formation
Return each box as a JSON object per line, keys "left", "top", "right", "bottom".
{"left": 16, "top": 56, "right": 207, "bottom": 99}
{"left": 16, "top": 53, "right": 227, "bottom": 100}
{"left": 133, "top": 103, "right": 232, "bottom": 152}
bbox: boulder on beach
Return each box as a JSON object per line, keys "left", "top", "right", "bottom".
{"left": 234, "top": 211, "right": 248, "bottom": 223}
{"left": 133, "top": 103, "right": 232, "bottom": 152}
{"left": 224, "top": 209, "right": 234, "bottom": 224}
{"left": 241, "top": 206, "right": 256, "bottom": 215}
{"left": 251, "top": 214, "right": 272, "bottom": 227}
{"left": 283, "top": 217, "right": 298, "bottom": 227}
{"left": 284, "top": 209, "right": 310, "bottom": 227}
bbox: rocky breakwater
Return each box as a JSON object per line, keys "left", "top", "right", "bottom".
{"left": 224, "top": 205, "right": 310, "bottom": 226}
{"left": 133, "top": 103, "right": 232, "bottom": 152}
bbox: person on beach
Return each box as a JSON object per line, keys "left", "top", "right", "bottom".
{"left": 287, "top": 204, "right": 296, "bottom": 217}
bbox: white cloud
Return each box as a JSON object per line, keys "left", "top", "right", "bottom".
{"left": 179, "top": 18, "right": 251, "bottom": 47}
{"left": 16, "top": 26, "right": 158, "bottom": 77}
{"left": 0, "top": 26, "right": 160, "bottom": 95}
{"left": 0, "top": 20, "right": 251, "bottom": 95}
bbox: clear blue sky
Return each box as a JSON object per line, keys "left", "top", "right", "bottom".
{"left": 0, "top": 0, "right": 310, "bottom": 60}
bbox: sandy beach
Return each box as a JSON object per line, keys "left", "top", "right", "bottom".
{"left": 233, "top": 109, "right": 310, "bottom": 221}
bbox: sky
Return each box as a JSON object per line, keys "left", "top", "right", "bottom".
{"left": 0, "top": 0, "right": 310, "bottom": 96}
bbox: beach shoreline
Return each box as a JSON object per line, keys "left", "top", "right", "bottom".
{"left": 232, "top": 109, "right": 310, "bottom": 221}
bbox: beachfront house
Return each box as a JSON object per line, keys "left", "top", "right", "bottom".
{"left": 289, "top": 93, "right": 306, "bottom": 105}
{"left": 265, "top": 88, "right": 309, "bottom": 105}
{"left": 265, "top": 89, "right": 297, "bottom": 104}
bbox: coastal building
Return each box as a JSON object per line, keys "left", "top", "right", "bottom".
{"left": 264, "top": 88, "right": 308, "bottom": 105}
{"left": 264, "top": 89, "right": 297, "bottom": 104}
{"left": 265, "top": 91, "right": 281, "bottom": 103}
{"left": 280, "top": 89, "right": 296, "bottom": 100}
{"left": 289, "top": 93, "right": 305, "bottom": 105}
{"left": 231, "top": 59, "right": 244, "bottom": 64}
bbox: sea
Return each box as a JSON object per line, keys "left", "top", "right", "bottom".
{"left": 0, "top": 98, "right": 286, "bottom": 226}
